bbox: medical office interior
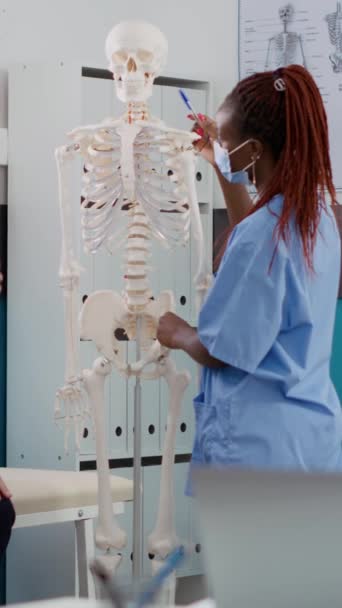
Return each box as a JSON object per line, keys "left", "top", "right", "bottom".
{"left": 0, "top": 0, "right": 342, "bottom": 607}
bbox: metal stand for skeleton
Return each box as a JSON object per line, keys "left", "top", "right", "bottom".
{"left": 54, "top": 20, "right": 211, "bottom": 598}
{"left": 133, "top": 316, "right": 143, "bottom": 581}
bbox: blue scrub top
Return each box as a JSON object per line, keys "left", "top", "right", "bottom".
{"left": 189, "top": 194, "right": 342, "bottom": 489}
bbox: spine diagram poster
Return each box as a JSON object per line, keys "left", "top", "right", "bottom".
{"left": 239, "top": 1, "right": 342, "bottom": 189}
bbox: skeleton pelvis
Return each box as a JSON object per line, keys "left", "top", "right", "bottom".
{"left": 79, "top": 289, "right": 175, "bottom": 359}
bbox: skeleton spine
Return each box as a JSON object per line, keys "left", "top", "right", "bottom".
{"left": 124, "top": 202, "right": 152, "bottom": 310}
{"left": 338, "top": 5, "right": 342, "bottom": 54}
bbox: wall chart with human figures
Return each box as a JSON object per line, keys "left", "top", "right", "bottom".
{"left": 54, "top": 19, "right": 211, "bottom": 593}
{"left": 239, "top": 1, "right": 342, "bottom": 189}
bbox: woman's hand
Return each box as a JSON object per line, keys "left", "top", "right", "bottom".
{"left": 0, "top": 476, "right": 12, "bottom": 499}
{"left": 189, "top": 114, "right": 218, "bottom": 167}
{"left": 157, "top": 312, "right": 225, "bottom": 368}
{"left": 157, "top": 312, "right": 193, "bottom": 350}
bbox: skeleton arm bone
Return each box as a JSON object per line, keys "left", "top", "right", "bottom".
{"left": 298, "top": 34, "right": 306, "bottom": 67}
{"left": 176, "top": 150, "right": 211, "bottom": 311}
{"left": 56, "top": 144, "right": 81, "bottom": 378}
{"left": 55, "top": 144, "right": 89, "bottom": 449}
{"left": 265, "top": 37, "right": 274, "bottom": 69}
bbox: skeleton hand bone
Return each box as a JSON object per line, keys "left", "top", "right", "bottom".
{"left": 54, "top": 377, "right": 90, "bottom": 452}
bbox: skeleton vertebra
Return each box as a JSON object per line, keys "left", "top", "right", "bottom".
{"left": 265, "top": 4, "right": 306, "bottom": 69}
{"left": 55, "top": 20, "right": 210, "bottom": 591}
{"left": 325, "top": 2, "right": 342, "bottom": 73}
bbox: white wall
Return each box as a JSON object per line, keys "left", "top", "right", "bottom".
{"left": 0, "top": 0, "right": 239, "bottom": 204}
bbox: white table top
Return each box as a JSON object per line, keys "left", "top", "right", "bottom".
{"left": 0, "top": 468, "right": 133, "bottom": 515}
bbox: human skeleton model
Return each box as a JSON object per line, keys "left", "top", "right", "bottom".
{"left": 325, "top": 2, "right": 342, "bottom": 73}
{"left": 54, "top": 21, "right": 210, "bottom": 585}
{"left": 265, "top": 4, "right": 306, "bottom": 69}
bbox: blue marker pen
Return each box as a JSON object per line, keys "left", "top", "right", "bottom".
{"left": 179, "top": 89, "right": 205, "bottom": 132}
{"left": 136, "top": 545, "right": 185, "bottom": 608}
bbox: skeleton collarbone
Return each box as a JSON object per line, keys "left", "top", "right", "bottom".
{"left": 72, "top": 115, "right": 196, "bottom": 200}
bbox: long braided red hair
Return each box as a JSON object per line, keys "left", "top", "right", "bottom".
{"left": 214, "top": 64, "right": 336, "bottom": 272}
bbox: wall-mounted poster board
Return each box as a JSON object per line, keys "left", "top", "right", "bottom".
{"left": 238, "top": 1, "right": 342, "bottom": 189}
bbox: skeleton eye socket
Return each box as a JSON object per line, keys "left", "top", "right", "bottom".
{"left": 112, "top": 50, "right": 129, "bottom": 64}
{"left": 136, "top": 49, "right": 154, "bottom": 63}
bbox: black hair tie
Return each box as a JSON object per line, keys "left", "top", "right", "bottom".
{"left": 273, "top": 67, "right": 284, "bottom": 79}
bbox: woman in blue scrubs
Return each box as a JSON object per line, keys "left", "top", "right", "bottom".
{"left": 157, "top": 64, "right": 342, "bottom": 474}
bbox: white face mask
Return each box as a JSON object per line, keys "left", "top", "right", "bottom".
{"left": 213, "top": 139, "right": 257, "bottom": 185}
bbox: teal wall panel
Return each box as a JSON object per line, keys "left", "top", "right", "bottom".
{"left": 331, "top": 302, "right": 342, "bottom": 401}
{"left": 0, "top": 205, "right": 7, "bottom": 604}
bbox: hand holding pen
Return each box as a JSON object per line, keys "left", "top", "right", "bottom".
{"left": 189, "top": 114, "right": 218, "bottom": 166}
{"left": 178, "top": 89, "right": 217, "bottom": 166}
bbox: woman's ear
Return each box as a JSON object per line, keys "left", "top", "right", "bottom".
{"left": 249, "top": 139, "right": 263, "bottom": 161}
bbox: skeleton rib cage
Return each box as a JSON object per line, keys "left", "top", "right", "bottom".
{"left": 76, "top": 120, "right": 193, "bottom": 256}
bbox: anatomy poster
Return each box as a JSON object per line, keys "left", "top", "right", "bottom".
{"left": 239, "top": 1, "right": 342, "bottom": 189}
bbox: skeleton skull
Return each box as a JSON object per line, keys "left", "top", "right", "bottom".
{"left": 105, "top": 21, "right": 168, "bottom": 103}
{"left": 279, "top": 4, "right": 294, "bottom": 23}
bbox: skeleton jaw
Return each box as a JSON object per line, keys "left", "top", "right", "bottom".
{"left": 114, "top": 74, "right": 154, "bottom": 104}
